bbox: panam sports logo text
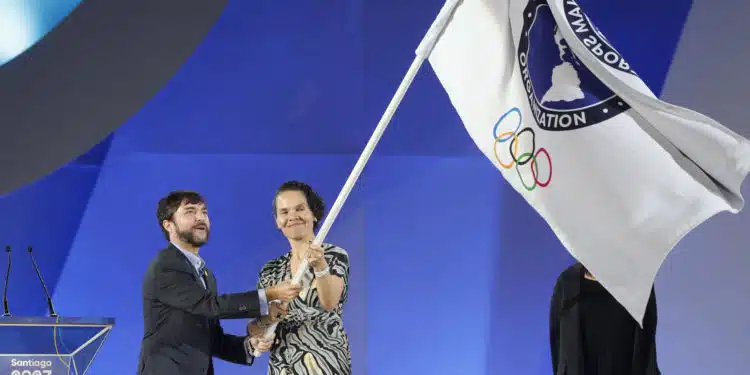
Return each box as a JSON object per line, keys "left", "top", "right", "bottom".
{"left": 517, "top": 0, "right": 638, "bottom": 131}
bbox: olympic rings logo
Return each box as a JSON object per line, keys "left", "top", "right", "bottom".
{"left": 492, "top": 107, "right": 552, "bottom": 191}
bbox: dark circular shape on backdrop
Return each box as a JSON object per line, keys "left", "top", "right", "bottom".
{"left": 0, "top": 0, "right": 229, "bottom": 195}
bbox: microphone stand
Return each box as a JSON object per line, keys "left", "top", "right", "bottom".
{"left": 27, "top": 246, "right": 58, "bottom": 317}
{"left": 2, "top": 246, "right": 11, "bottom": 317}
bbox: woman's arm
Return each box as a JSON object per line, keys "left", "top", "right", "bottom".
{"left": 315, "top": 273, "right": 345, "bottom": 311}
{"left": 308, "top": 245, "right": 349, "bottom": 312}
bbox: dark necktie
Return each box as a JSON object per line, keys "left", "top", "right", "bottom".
{"left": 198, "top": 262, "right": 209, "bottom": 289}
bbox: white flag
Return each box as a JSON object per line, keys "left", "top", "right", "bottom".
{"left": 427, "top": 0, "right": 750, "bottom": 323}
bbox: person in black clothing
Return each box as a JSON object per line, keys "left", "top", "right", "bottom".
{"left": 549, "top": 263, "right": 661, "bottom": 375}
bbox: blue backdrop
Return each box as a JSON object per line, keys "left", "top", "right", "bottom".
{"left": 0, "top": 0, "right": 695, "bottom": 374}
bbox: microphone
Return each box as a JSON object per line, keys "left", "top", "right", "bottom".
{"left": 27, "top": 247, "right": 58, "bottom": 317}
{"left": 2, "top": 246, "right": 11, "bottom": 317}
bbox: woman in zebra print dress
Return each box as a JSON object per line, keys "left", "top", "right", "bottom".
{"left": 249, "top": 180, "right": 352, "bottom": 375}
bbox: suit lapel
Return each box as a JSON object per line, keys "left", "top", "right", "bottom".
{"left": 167, "top": 244, "right": 204, "bottom": 286}
{"left": 205, "top": 267, "right": 217, "bottom": 295}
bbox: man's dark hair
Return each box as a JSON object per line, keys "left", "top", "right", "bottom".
{"left": 156, "top": 190, "right": 205, "bottom": 240}
{"left": 272, "top": 181, "right": 325, "bottom": 230}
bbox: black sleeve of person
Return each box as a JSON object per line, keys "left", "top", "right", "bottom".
{"left": 212, "top": 322, "right": 254, "bottom": 366}
{"left": 154, "top": 265, "right": 262, "bottom": 319}
{"left": 549, "top": 276, "right": 564, "bottom": 375}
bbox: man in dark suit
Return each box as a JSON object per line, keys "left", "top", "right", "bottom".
{"left": 137, "top": 190, "right": 301, "bottom": 375}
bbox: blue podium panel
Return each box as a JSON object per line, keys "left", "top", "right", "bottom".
{"left": 0, "top": 317, "right": 114, "bottom": 375}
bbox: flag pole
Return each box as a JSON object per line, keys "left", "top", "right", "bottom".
{"left": 253, "top": 0, "right": 462, "bottom": 356}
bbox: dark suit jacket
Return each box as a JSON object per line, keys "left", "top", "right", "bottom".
{"left": 137, "top": 244, "right": 263, "bottom": 375}
{"left": 549, "top": 263, "right": 660, "bottom": 375}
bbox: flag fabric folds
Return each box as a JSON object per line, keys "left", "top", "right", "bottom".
{"left": 426, "top": 0, "right": 750, "bottom": 323}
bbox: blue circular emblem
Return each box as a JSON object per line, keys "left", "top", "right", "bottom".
{"left": 518, "top": 0, "right": 638, "bottom": 131}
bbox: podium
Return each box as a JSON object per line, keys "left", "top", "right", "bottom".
{"left": 0, "top": 316, "right": 115, "bottom": 375}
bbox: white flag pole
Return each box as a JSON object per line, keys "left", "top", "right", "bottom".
{"left": 252, "top": 0, "right": 463, "bottom": 356}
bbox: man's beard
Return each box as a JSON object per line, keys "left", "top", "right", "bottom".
{"left": 177, "top": 227, "right": 209, "bottom": 247}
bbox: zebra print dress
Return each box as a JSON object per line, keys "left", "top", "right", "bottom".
{"left": 257, "top": 244, "right": 351, "bottom": 375}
